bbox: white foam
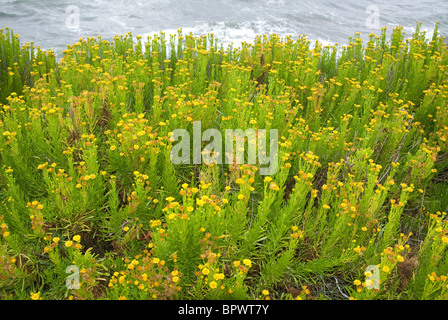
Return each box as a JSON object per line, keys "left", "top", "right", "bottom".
{"left": 140, "top": 20, "right": 337, "bottom": 51}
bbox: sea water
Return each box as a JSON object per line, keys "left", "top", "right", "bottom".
{"left": 0, "top": 0, "right": 447, "bottom": 57}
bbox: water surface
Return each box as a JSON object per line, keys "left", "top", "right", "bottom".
{"left": 0, "top": 0, "right": 446, "bottom": 57}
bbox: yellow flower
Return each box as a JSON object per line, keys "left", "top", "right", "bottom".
{"left": 202, "top": 268, "right": 210, "bottom": 275}
{"left": 201, "top": 183, "right": 210, "bottom": 190}
{"left": 269, "top": 183, "right": 280, "bottom": 191}
{"left": 382, "top": 266, "right": 390, "bottom": 273}
{"left": 209, "top": 281, "right": 217, "bottom": 289}
{"left": 243, "top": 259, "right": 252, "bottom": 268}
{"left": 262, "top": 290, "right": 269, "bottom": 296}
{"left": 237, "top": 194, "right": 245, "bottom": 200}
{"left": 73, "top": 235, "right": 81, "bottom": 242}
{"left": 30, "top": 292, "right": 40, "bottom": 300}
{"left": 233, "top": 261, "right": 240, "bottom": 267}
{"left": 354, "top": 279, "right": 361, "bottom": 286}
{"left": 172, "top": 276, "right": 179, "bottom": 283}
{"left": 65, "top": 241, "right": 73, "bottom": 248}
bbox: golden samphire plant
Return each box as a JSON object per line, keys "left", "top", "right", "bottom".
{"left": 0, "top": 22, "right": 448, "bottom": 300}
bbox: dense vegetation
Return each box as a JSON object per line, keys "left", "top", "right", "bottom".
{"left": 0, "top": 22, "right": 447, "bottom": 300}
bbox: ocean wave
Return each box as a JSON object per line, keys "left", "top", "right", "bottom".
{"left": 0, "top": 0, "right": 445, "bottom": 58}
{"left": 141, "top": 19, "right": 338, "bottom": 50}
